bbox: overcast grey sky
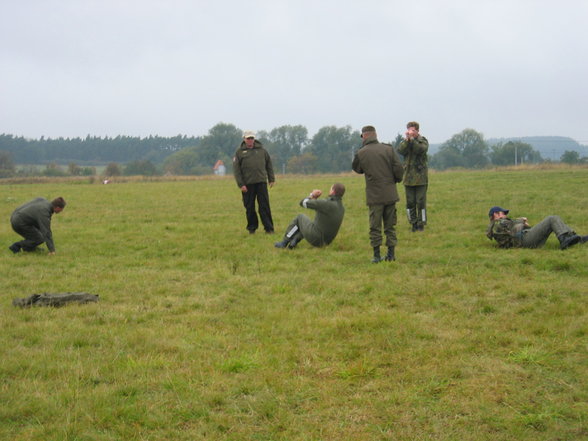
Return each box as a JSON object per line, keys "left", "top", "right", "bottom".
{"left": 1, "top": 0, "right": 587, "bottom": 144}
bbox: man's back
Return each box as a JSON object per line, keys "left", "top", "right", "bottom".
{"left": 306, "top": 196, "right": 345, "bottom": 244}
{"left": 12, "top": 198, "right": 52, "bottom": 224}
{"left": 352, "top": 138, "right": 403, "bottom": 205}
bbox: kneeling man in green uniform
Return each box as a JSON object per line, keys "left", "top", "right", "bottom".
{"left": 275, "top": 183, "right": 345, "bottom": 249}
{"left": 9, "top": 196, "right": 66, "bottom": 255}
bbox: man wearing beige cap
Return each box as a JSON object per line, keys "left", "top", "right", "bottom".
{"left": 233, "top": 131, "right": 275, "bottom": 234}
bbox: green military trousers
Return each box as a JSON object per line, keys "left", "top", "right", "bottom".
{"left": 283, "top": 214, "right": 325, "bottom": 247}
{"left": 405, "top": 184, "right": 427, "bottom": 228}
{"left": 368, "top": 203, "right": 397, "bottom": 248}
{"left": 521, "top": 215, "right": 574, "bottom": 248}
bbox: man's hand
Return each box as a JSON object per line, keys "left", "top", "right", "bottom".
{"left": 269, "top": 182, "right": 275, "bottom": 188}
{"left": 310, "top": 189, "right": 322, "bottom": 199}
{"left": 240, "top": 186, "right": 248, "bottom": 193}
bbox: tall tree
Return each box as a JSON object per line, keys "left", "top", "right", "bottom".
{"left": 560, "top": 150, "right": 580, "bottom": 164}
{"left": 490, "top": 141, "right": 543, "bottom": 166}
{"left": 104, "top": 162, "right": 122, "bottom": 177}
{"left": 306, "top": 125, "right": 359, "bottom": 173}
{"left": 0, "top": 150, "right": 16, "bottom": 178}
{"left": 431, "top": 129, "right": 489, "bottom": 170}
{"left": 163, "top": 147, "right": 204, "bottom": 175}
{"left": 124, "top": 160, "right": 159, "bottom": 176}
{"left": 260, "top": 125, "right": 308, "bottom": 173}
{"left": 196, "top": 123, "right": 243, "bottom": 169}
{"left": 287, "top": 152, "right": 318, "bottom": 174}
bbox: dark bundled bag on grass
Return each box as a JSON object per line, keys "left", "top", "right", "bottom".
{"left": 13, "top": 292, "right": 99, "bottom": 308}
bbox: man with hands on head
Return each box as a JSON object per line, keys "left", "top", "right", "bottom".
{"left": 397, "top": 121, "right": 429, "bottom": 232}
{"left": 274, "top": 183, "right": 345, "bottom": 250}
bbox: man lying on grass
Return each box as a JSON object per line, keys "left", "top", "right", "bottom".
{"left": 486, "top": 206, "right": 587, "bottom": 250}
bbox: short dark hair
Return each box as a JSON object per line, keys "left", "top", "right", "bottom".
{"left": 407, "top": 121, "right": 420, "bottom": 131}
{"left": 332, "top": 183, "right": 345, "bottom": 197}
{"left": 51, "top": 197, "right": 66, "bottom": 209}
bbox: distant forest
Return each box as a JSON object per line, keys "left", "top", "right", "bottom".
{"left": 1, "top": 124, "right": 587, "bottom": 178}
{"left": 0, "top": 133, "right": 198, "bottom": 165}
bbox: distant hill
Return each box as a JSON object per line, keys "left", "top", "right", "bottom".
{"left": 429, "top": 136, "right": 588, "bottom": 161}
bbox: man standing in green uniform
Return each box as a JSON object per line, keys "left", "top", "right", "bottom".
{"left": 233, "top": 130, "right": 275, "bottom": 234}
{"left": 397, "top": 121, "right": 429, "bottom": 232}
{"left": 9, "top": 196, "right": 66, "bottom": 255}
{"left": 274, "top": 183, "right": 345, "bottom": 249}
{"left": 486, "top": 206, "right": 587, "bottom": 249}
{"left": 352, "top": 125, "right": 404, "bottom": 263}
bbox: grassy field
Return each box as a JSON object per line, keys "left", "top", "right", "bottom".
{"left": 1, "top": 168, "right": 587, "bottom": 441}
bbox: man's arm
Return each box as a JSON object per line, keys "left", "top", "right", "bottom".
{"left": 411, "top": 136, "right": 429, "bottom": 154}
{"left": 265, "top": 150, "right": 275, "bottom": 185}
{"left": 232, "top": 151, "right": 245, "bottom": 189}
{"left": 352, "top": 153, "right": 363, "bottom": 174}
{"left": 300, "top": 189, "right": 322, "bottom": 209}
{"left": 397, "top": 139, "right": 409, "bottom": 156}
{"left": 37, "top": 210, "right": 56, "bottom": 252}
{"left": 388, "top": 148, "right": 404, "bottom": 183}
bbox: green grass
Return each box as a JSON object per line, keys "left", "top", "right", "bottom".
{"left": 1, "top": 168, "right": 587, "bottom": 440}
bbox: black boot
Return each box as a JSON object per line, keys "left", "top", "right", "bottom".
{"left": 384, "top": 246, "right": 395, "bottom": 261}
{"left": 581, "top": 235, "right": 588, "bottom": 244}
{"left": 288, "top": 235, "right": 302, "bottom": 249}
{"left": 371, "top": 247, "right": 382, "bottom": 263}
{"left": 9, "top": 243, "right": 21, "bottom": 254}
{"left": 274, "top": 238, "right": 290, "bottom": 248}
{"left": 559, "top": 233, "right": 582, "bottom": 250}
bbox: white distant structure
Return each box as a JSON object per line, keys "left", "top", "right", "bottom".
{"left": 213, "top": 160, "right": 226, "bottom": 176}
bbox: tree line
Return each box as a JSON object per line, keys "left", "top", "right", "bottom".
{"left": 1, "top": 124, "right": 586, "bottom": 179}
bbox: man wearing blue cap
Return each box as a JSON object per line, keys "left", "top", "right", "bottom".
{"left": 486, "top": 206, "right": 587, "bottom": 250}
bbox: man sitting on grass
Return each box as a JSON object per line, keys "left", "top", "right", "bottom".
{"left": 486, "top": 206, "right": 587, "bottom": 250}
{"left": 274, "top": 183, "right": 345, "bottom": 250}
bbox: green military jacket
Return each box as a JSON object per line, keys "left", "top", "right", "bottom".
{"left": 486, "top": 217, "right": 529, "bottom": 248}
{"left": 233, "top": 140, "right": 275, "bottom": 188}
{"left": 397, "top": 135, "right": 429, "bottom": 186}
{"left": 300, "top": 195, "right": 345, "bottom": 246}
{"left": 11, "top": 197, "right": 56, "bottom": 252}
{"left": 352, "top": 137, "right": 404, "bottom": 205}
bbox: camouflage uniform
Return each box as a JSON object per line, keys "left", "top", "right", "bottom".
{"left": 487, "top": 215, "right": 576, "bottom": 249}
{"left": 397, "top": 135, "right": 429, "bottom": 230}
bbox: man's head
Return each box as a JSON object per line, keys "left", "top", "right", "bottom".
{"left": 330, "top": 182, "right": 346, "bottom": 197}
{"left": 361, "top": 125, "right": 376, "bottom": 139}
{"left": 488, "top": 206, "right": 509, "bottom": 220}
{"left": 406, "top": 121, "right": 420, "bottom": 138}
{"left": 243, "top": 130, "right": 256, "bottom": 148}
{"left": 52, "top": 197, "right": 66, "bottom": 214}
{"left": 407, "top": 121, "right": 420, "bottom": 131}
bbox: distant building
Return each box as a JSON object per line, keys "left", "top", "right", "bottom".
{"left": 213, "top": 160, "right": 226, "bottom": 176}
